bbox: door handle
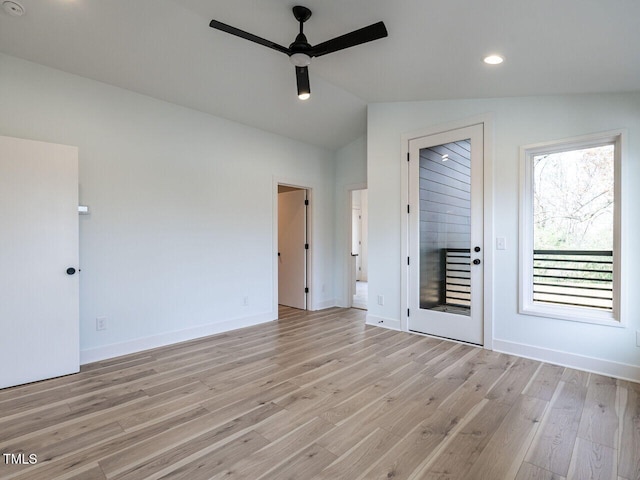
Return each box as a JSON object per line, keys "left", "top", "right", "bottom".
{"left": 351, "top": 253, "right": 359, "bottom": 256}
{"left": 472, "top": 259, "right": 481, "bottom": 265}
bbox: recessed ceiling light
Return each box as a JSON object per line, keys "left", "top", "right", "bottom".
{"left": 483, "top": 54, "right": 504, "bottom": 65}
{"left": 2, "top": 1, "right": 25, "bottom": 16}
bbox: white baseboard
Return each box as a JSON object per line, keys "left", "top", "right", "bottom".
{"left": 366, "top": 314, "right": 401, "bottom": 331}
{"left": 80, "top": 311, "right": 277, "bottom": 365}
{"left": 311, "top": 299, "right": 337, "bottom": 311}
{"left": 493, "top": 338, "right": 640, "bottom": 383}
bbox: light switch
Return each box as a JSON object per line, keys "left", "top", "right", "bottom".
{"left": 496, "top": 237, "right": 506, "bottom": 250}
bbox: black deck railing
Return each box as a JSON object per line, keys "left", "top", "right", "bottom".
{"left": 439, "top": 248, "right": 614, "bottom": 311}
{"left": 533, "top": 250, "right": 613, "bottom": 310}
{"left": 442, "top": 248, "right": 471, "bottom": 309}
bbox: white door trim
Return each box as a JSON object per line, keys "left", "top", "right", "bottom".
{"left": 272, "top": 177, "right": 314, "bottom": 314}
{"left": 400, "top": 114, "right": 494, "bottom": 349}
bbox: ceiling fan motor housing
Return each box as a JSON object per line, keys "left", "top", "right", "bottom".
{"left": 289, "top": 7, "right": 313, "bottom": 66}
{"left": 289, "top": 34, "right": 312, "bottom": 66}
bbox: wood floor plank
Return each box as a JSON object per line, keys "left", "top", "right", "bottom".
{"left": 4, "top": 406, "right": 212, "bottom": 480}
{"left": 618, "top": 383, "right": 640, "bottom": 480}
{"left": 0, "top": 306, "right": 635, "bottom": 480}
{"left": 315, "top": 427, "right": 400, "bottom": 479}
{"left": 253, "top": 443, "right": 336, "bottom": 480}
{"left": 64, "top": 464, "right": 107, "bottom": 480}
{"left": 420, "top": 398, "right": 513, "bottom": 479}
{"left": 486, "top": 356, "right": 541, "bottom": 405}
{"left": 516, "top": 462, "right": 566, "bottom": 480}
{"left": 317, "top": 363, "right": 425, "bottom": 427}
{"left": 525, "top": 363, "right": 565, "bottom": 401}
{"left": 567, "top": 437, "right": 616, "bottom": 480}
{"left": 437, "top": 351, "right": 513, "bottom": 419}
{"left": 100, "top": 401, "right": 282, "bottom": 478}
{"left": 360, "top": 405, "right": 470, "bottom": 480}
{"left": 526, "top": 370, "right": 589, "bottom": 477}
{"left": 577, "top": 374, "right": 618, "bottom": 448}
{"left": 210, "top": 416, "right": 334, "bottom": 480}
{"left": 116, "top": 430, "right": 269, "bottom": 480}
{"left": 468, "top": 394, "right": 548, "bottom": 479}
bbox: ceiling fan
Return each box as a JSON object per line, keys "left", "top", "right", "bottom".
{"left": 209, "top": 6, "right": 388, "bottom": 100}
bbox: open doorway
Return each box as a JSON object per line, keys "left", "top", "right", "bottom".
{"left": 351, "top": 189, "right": 368, "bottom": 309}
{"left": 278, "top": 185, "right": 308, "bottom": 310}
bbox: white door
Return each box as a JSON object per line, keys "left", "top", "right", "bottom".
{"left": 278, "top": 188, "right": 307, "bottom": 309}
{"left": 352, "top": 206, "right": 362, "bottom": 280}
{"left": 0, "top": 136, "right": 80, "bottom": 389}
{"left": 408, "top": 124, "right": 484, "bottom": 345}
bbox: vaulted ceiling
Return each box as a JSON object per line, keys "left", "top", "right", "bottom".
{"left": 1, "top": 0, "right": 639, "bottom": 149}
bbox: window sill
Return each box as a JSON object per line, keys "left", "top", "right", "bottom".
{"left": 519, "top": 302, "right": 622, "bottom": 328}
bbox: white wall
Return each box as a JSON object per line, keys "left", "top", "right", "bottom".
{"left": 0, "top": 53, "right": 337, "bottom": 363}
{"left": 368, "top": 93, "right": 640, "bottom": 380}
{"left": 334, "top": 135, "right": 367, "bottom": 306}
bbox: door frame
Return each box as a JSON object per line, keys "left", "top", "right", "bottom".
{"left": 400, "top": 115, "right": 494, "bottom": 349}
{"left": 273, "top": 177, "right": 313, "bottom": 314}
{"left": 343, "top": 182, "right": 367, "bottom": 308}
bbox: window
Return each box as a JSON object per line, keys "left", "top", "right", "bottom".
{"left": 519, "top": 131, "right": 623, "bottom": 324}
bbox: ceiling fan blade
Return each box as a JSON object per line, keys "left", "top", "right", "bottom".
{"left": 209, "top": 19, "right": 290, "bottom": 55}
{"left": 310, "top": 21, "right": 388, "bottom": 57}
{"left": 295, "top": 66, "right": 310, "bottom": 99}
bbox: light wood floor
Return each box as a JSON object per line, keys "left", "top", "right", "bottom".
{"left": 1, "top": 307, "right": 638, "bottom": 480}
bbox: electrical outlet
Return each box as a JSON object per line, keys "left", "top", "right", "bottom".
{"left": 243, "top": 296, "right": 249, "bottom": 306}
{"left": 96, "top": 317, "right": 107, "bottom": 331}
{"left": 377, "top": 295, "right": 384, "bottom": 306}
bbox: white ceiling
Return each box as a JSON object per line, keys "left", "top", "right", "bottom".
{"left": 1, "top": 0, "right": 639, "bottom": 150}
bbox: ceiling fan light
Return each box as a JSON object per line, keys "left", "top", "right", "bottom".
{"left": 290, "top": 53, "right": 312, "bottom": 67}
{"left": 296, "top": 66, "right": 310, "bottom": 100}
{"left": 483, "top": 54, "right": 504, "bottom": 65}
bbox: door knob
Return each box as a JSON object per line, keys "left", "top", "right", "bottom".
{"left": 472, "top": 259, "right": 481, "bottom": 265}
{"left": 474, "top": 246, "right": 481, "bottom": 252}
{"left": 66, "top": 267, "right": 76, "bottom": 275}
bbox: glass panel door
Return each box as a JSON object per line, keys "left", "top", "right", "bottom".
{"left": 419, "top": 138, "right": 472, "bottom": 316}
{"left": 409, "top": 124, "right": 484, "bottom": 345}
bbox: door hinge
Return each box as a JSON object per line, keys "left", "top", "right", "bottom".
{"left": 305, "top": 287, "right": 309, "bottom": 293}
{"left": 407, "top": 152, "right": 410, "bottom": 162}
{"left": 407, "top": 204, "right": 410, "bottom": 214}
{"left": 304, "top": 199, "right": 309, "bottom": 206}
{"left": 407, "top": 256, "right": 410, "bottom": 265}
{"left": 407, "top": 308, "right": 410, "bottom": 317}
{"left": 305, "top": 243, "right": 309, "bottom": 250}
